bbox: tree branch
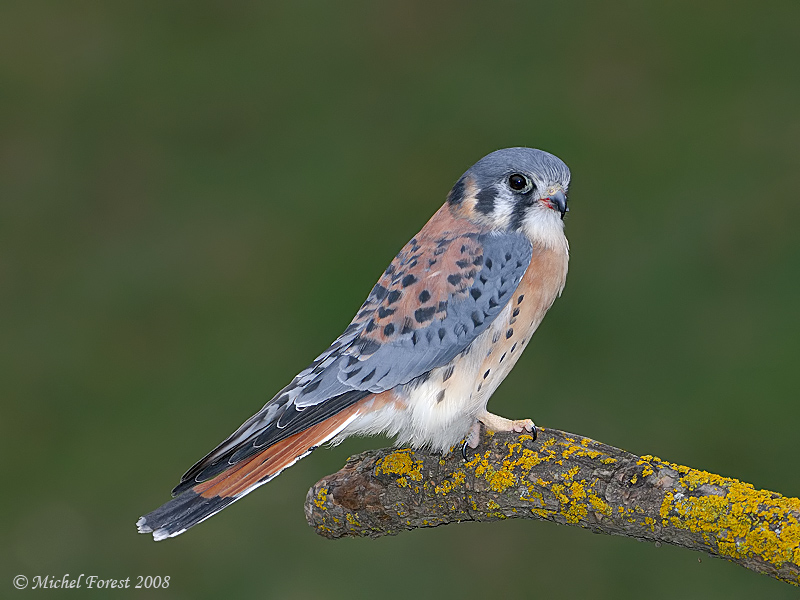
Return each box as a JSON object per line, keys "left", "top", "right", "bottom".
{"left": 305, "top": 426, "right": 800, "bottom": 586}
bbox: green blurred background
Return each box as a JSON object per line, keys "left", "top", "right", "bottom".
{"left": 2, "top": 2, "right": 799, "bottom": 598}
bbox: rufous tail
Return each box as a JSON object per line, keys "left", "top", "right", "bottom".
{"left": 136, "top": 405, "right": 361, "bottom": 541}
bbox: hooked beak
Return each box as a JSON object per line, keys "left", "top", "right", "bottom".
{"left": 543, "top": 189, "right": 568, "bottom": 219}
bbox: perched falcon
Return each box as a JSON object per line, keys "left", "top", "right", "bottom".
{"left": 137, "top": 147, "right": 571, "bottom": 540}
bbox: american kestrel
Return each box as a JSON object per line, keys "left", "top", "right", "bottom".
{"left": 137, "top": 147, "right": 570, "bottom": 540}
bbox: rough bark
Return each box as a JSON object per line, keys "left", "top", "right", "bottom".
{"left": 305, "top": 426, "right": 800, "bottom": 587}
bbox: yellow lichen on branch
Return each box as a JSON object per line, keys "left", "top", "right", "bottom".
{"left": 375, "top": 449, "right": 423, "bottom": 488}
{"left": 305, "top": 427, "right": 800, "bottom": 587}
{"left": 646, "top": 455, "right": 800, "bottom": 574}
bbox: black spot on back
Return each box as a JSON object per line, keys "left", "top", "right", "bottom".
{"left": 378, "top": 307, "right": 395, "bottom": 319}
{"left": 447, "top": 274, "right": 462, "bottom": 286}
{"left": 401, "top": 274, "right": 417, "bottom": 288}
{"left": 419, "top": 290, "right": 431, "bottom": 303}
{"left": 383, "top": 323, "right": 395, "bottom": 336}
{"left": 470, "top": 288, "right": 481, "bottom": 300}
{"left": 387, "top": 290, "right": 402, "bottom": 304}
{"left": 371, "top": 284, "right": 388, "bottom": 301}
{"left": 415, "top": 306, "right": 436, "bottom": 323}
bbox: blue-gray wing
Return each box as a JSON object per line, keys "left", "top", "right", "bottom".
{"left": 173, "top": 226, "right": 532, "bottom": 492}
{"left": 324, "top": 230, "right": 533, "bottom": 395}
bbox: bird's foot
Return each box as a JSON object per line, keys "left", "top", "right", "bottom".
{"left": 465, "top": 420, "right": 482, "bottom": 448}
{"left": 461, "top": 421, "right": 482, "bottom": 460}
{"left": 478, "top": 411, "right": 537, "bottom": 440}
{"left": 462, "top": 413, "right": 537, "bottom": 460}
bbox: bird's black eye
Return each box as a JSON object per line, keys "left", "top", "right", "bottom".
{"left": 508, "top": 173, "right": 531, "bottom": 192}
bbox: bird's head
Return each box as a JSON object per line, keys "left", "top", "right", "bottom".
{"left": 447, "top": 147, "right": 571, "bottom": 245}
